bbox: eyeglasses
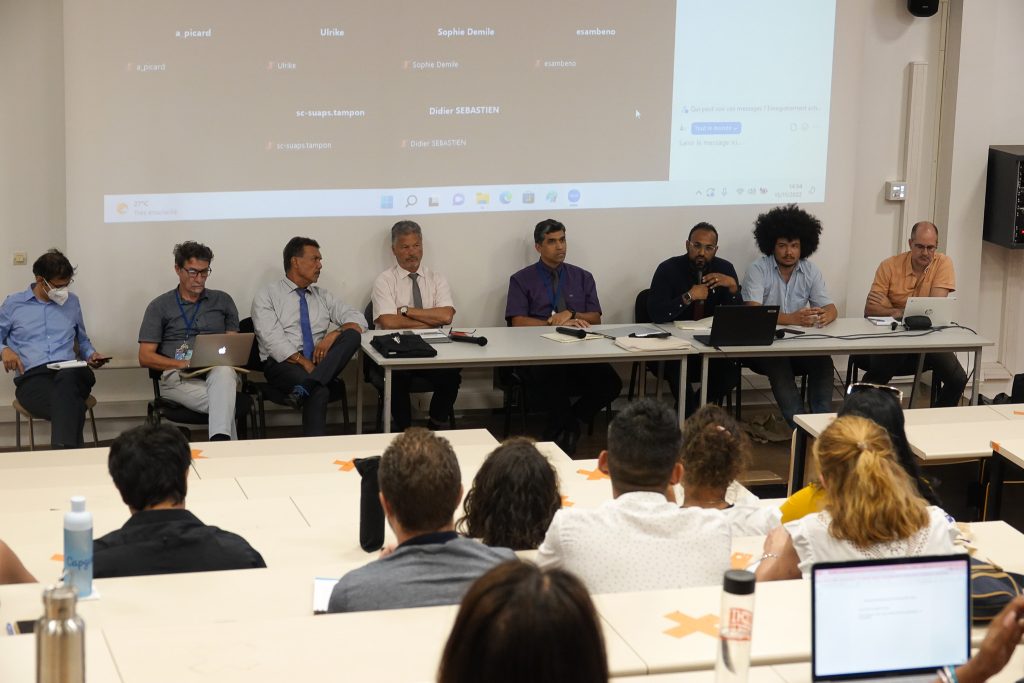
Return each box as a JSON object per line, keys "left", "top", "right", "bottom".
{"left": 182, "top": 268, "right": 212, "bottom": 279}
{"left": 686, "top": 241, "right": 718, "bottom": 254}
{"left": 45, "top": 278, "right": 73, "bottom": 288}
{"left": 846, "top": 382, "right": 904, "bottom": 404}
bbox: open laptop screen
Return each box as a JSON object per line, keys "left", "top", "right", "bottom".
{"left": 812, "top": 555, "right": 970, "bottom": 681}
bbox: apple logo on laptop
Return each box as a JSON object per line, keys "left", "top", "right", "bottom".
{"left": 218, "top": 346, "right": 227, "bottom": 355}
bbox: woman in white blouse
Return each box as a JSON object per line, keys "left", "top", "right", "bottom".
{"left": 756, "top": 414, "right": 961, "bottom": 581}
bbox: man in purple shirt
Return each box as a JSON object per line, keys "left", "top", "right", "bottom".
{"left": 0, "top": 250, "right": 109, "bottom": 448}
{"left": 505, "top": 219, "right": 622, "bottom": 455}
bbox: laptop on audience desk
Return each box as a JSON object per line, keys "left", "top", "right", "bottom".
{"left": 903, "top": 297, "right": 957, "bottom": 328}
{"left": 185, "top": 333, "right": 255, "bottom": 369}
{"left": 811, "top": 555, "right": 971, "bottom": 683}
{"left": 691, "top": 305, "right": 779, "bottom": 347}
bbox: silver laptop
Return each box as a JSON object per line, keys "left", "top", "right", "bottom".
{"left": 904, "top": 297, "right": 956, "bottom": 327}
{"left": 812, "top": 555, "right": 970, "bottom": 683}
{"left": 187, "top": 333, "right": 255, "bottom": 368}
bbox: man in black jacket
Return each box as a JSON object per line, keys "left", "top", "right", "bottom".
{"left": 647, "top": 222, "right": 741, "bottom": 414}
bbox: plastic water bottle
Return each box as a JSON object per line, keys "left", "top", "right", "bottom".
{"left": 36, "top": 584, "right": 85, "bottom": 683}
{"left": 63, "top": 497, "right": 93, "bottom": 598}
{"left": 715, "top": 569, "right": 755, "bottom": 683}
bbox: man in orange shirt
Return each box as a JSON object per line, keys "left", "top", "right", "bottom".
{"left": 860, "top": 221, "right": 966, "bottom": 407}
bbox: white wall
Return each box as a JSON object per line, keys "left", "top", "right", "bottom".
{"left": 0, "top": 0, "right": 1018, "bottom": 443}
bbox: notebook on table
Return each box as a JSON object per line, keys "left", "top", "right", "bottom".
{"left": 811, "top": 554, "right": 971, "bottom": 683}
{"left": 691, "top": 305, "right": 779, "bottom": 347}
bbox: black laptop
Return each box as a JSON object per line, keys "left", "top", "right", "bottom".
{"left": 692, "top": 305, "right": 779, "bottom": 347}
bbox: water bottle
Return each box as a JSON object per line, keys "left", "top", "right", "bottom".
{"left": 63, "top": 497, "right": 93, "bottom": 598}
{"left": 36, "top": 584, "right": 85, "bottom": 683}
{"left": 715, "top": 569, "right": 755, "bottom": 683}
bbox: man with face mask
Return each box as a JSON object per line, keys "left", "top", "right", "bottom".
{"left": 646, "top": 221, "right": 742, "bottom": 414}
{"left": 0, "top": 249, "right": 108, "bottom": 448}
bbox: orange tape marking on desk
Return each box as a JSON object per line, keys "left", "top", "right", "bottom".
{"left": 191, "top": 449, "right": 206, "bottom": 460}
{"left": 561, "top": 495, "right": 574, "bottom": 508}
{"left": 663, "top": 611, "right": 719, "bottom": 638}
{"left": 333, "top": 459, "right": 355, "bottom": 472}
{"left": 730, "top": 551, "right": 753, "bottom": 569}
{"left": 576, "top": 468, "right": 610, "bottom": 481}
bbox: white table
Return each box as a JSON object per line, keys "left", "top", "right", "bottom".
{"left": 358, "top": 325, "right": 697, "bottom": 432}
{"left": 686, "top": 317, "right": 991, "bottom": 406}
{"left": 789, "top": 404, "right": 1024, "bottom": 495}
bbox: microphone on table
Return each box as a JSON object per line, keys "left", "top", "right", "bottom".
{"left": 555, "top": 326, "right": 588, "bottom": 339}
{"left": 449, "top": 332, "right": 488, "bottom": 346}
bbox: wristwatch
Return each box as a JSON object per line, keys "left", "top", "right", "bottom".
{"left": 682, "top": 292, "right": 693, "bottom": 306}
{"left": 569, "top": 309, "right": 577, "bottom": 320}
{"left": 399, "top": 306, "right": 409, "bottom": 316}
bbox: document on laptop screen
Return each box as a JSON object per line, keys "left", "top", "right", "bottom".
{"left": 814, "top": 559, "right": 969, "bottom": 678}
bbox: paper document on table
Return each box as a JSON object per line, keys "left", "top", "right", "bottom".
{"left": 673, "top": 315, "right": 714, "bottom": 331}
{"left": 413, "top": 329, "right": 452, "bottom": 344}
{"left": 867, "top": 316, "right": 898, "bottom": 326}
{"left": 312, "top": 577, "right": 338, "bottom": 614}
{"left": 541, "top": 332, "right": 603, "bottom": 343}
{"left": 46, "top": 360, "right": 88, "bottom": 370}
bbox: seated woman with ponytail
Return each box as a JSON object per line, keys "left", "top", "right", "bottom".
{"left": 779, "top": 384, "right": 941, "bottom": 523}
{"left": 679, "top": 405, "right": 781, "bottom": 535}
{"left": 756, "top": 414, "right": 962, "bottom": 581}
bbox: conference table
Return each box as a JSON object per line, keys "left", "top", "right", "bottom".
{"left": 688, "top": 317, "right": 991, "bottom": 405}
{"left": 357, "top": 324, "right": 697, "bottom": 432}
{"left": 788, "top": 403, "right": 1024, "bottom": 495}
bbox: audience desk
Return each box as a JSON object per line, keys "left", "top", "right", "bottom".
{"left": 789, "top": 404, "right": 1024, "bottom": 494}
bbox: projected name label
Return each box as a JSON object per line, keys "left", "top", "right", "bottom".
{"left": 543, "top": 60, "right": 577, "bottom": 68}
{"left": 175, "top": 29, "right": 212, "bottom": 39}
{"left": 295, "top": 109, "right": 366, "bottom": 118}
{"left": 437, "top": 27, "right": 496, "bottom": 38}
{"left": 135, "top": 64, "right": 166, "bottom": 72}
{"left": 320, "top": 28, "right": 345, "bottom": 37}
{"left": 406, "top": 139, "right": 468, "bottom": 149}
{"left": 576, "top": 28, "right": 616, "bottom": 36}
{"left": 411, "top": 61, "right": 460, "bottom": 70}
{"left": 428, "top": 106, "right": 500, "bottom": 116}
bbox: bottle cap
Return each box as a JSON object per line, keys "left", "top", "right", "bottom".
{"left": 723, "top": 569, "right": 756, "bottom": 595}
{"left": 42, "top": 584, "right": 78, "bottom": 618}
{"left": 70, "top": 496, "right": 86, "bottom": 512}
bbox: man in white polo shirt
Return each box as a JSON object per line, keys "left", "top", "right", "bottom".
{"left": 536, "top": 399, "right": 730, "bottom": 594}
{"left": 371, "top": 221, "right": 461, "bottom": 431}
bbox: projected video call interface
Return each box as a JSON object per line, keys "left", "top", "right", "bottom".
{"left": 65, "top": 0, "right": 836, "bottom": 221}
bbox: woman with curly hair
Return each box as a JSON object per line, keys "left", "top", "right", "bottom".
{"left": 756, "top": 415, "right": 961, "bottom": 581}
{"left": 457, "top": 438, "right": 562, "bottom": 550}
{"left": 742, "top": 204, "right": 839, "bottom": 427}
{"left": 679, "top": 405, "right": 781, "bottom": 535}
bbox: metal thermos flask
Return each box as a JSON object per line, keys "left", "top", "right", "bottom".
{"left": 36, "top": 584, "right": 85, "bottom": 683}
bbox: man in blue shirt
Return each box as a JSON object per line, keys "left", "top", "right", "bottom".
{"left": 505, "top": 219, "right": 622, "bottom": 455}
{"left": 0, "top": 250, "right": 108, "bottom": 448}
{"left": 742, "top": 205, "right": 838, "bottom": 428}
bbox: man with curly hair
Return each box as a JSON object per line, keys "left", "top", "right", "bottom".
{"left": 742, "top": 204, "right": 838, "bottom": 427}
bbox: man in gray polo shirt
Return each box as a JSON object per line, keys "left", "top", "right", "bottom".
{"left": 138, "top": 242, "right": 241, "bottom": 440}
{"left": 327, "top": 428, "right": 515, "bottom": 613}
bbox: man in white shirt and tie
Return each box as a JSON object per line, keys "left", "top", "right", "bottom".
{"left": 251, "top": 237, "right": 366, "bottom": 436}
{"left": 371, "top": 221, "right": 461, "bottom": 431}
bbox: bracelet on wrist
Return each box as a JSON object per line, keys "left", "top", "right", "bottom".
{"left": 760, "top": 552, "right": 780, "bottom": 562}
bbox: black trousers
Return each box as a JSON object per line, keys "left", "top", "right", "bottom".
{"left": 263, "top": 329, "right": 360, "bottom": 436}
{"left": 861, "top": 352, "right": 968, "bottom": 408}
{"left": 14, "top": 365, "right": 95, "bottom": 448}
{"left": 522, "top": 362, "right": 622, "bottom": 438}
{"left": 390, "top": 368, "right": 462, "bottom": 431}
{"left": 654, "top": 356, "right": 740, "bottom": 416}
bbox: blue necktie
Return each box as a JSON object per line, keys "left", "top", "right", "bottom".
{"left": 297, "top": 288, "right": 314, "bottom": 359}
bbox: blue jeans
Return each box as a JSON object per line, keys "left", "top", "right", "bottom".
{"left": 746, "top": 356, "right": 835, "bottom": 428}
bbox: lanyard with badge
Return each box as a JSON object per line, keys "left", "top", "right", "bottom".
{"left": 536, "top": 262, "right": 565, "bottom": 317}
{"left": 173, "top": 292, "right": 203, "bottom": 361}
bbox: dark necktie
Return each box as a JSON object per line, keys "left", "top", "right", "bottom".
{"left": 551, "top": 268, "right": 566, "bottom": 312}
{"left": 409, "top": 273, "right": 423, "bottom": 309}
{"left": 296, "top": 288, "right": 314, "bottom": 359}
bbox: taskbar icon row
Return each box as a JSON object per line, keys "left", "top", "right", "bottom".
{"left": 380, "top": 188, "right": 582, "bottom": 210}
